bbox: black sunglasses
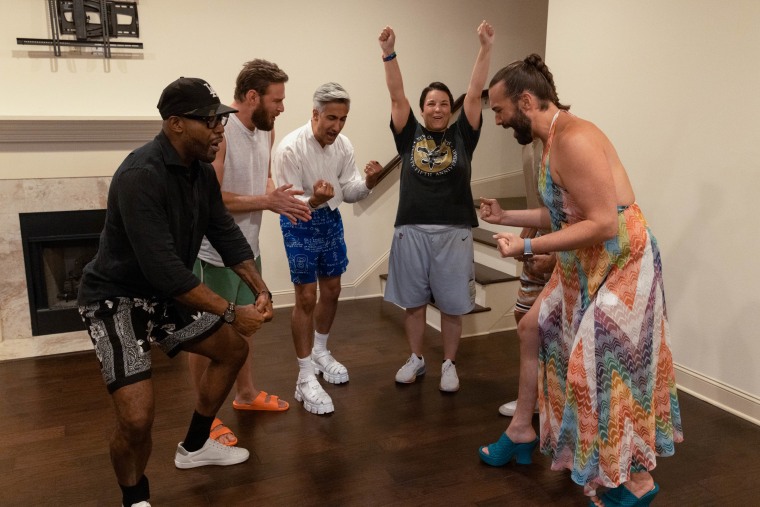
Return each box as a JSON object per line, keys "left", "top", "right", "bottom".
{"left": 181, "top": 113, "right": 230, "bottom": 129}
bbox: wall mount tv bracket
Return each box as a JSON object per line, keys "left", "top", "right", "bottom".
{"left": 17, "top": 0, "right": 142, "bottom": 58}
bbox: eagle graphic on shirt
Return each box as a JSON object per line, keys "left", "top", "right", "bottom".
{"left": 412, "top": 135, "right": 454, "bottom": 175}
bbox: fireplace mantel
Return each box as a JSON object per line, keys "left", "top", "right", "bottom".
{"left": 0, "top": 117, "right": 162, "bottom": 144}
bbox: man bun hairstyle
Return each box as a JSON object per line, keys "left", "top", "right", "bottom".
{"left": 489, "top": 53, "right": 570, "bottom": 111}
{"left": 234, "top": 59, "right": 289, "bottom": 102}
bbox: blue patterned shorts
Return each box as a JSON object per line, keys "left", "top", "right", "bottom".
{"left": 280, "top": 207, "right": 348, "bottom": 285}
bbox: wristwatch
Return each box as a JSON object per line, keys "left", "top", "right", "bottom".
{"left": 222, "top": 301, "right": 236, "bottom": 324}
{"left": 523, "top": 238, "right": 534, "bottom": 260}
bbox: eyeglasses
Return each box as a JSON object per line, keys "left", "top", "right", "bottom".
{"left": 181, "top": 113, "right": 230, "bottom": 129}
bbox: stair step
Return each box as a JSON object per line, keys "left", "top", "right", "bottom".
{"left": 473, "top": 227, "right": 498, "bottom": 248}
{"left": 474, "top": 262, "right": 519, "bottom": 285}
{"left": 472, "top": 196, "right": 527, "bottom": 211}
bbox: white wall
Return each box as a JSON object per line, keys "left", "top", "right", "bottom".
{"left": 546, "top": 1, "right": 760, "bottom": 416}
{"left": 0, "top": 1, "right": 548, "bottom": 311}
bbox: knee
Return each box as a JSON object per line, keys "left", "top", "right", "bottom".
{"left": 319, "top": 281, "right": 342, "bottom": 302}
{"left": 117, "top": 408, "right": 154, "bottom": 444}
{"left": 295, "top": 291, "right": 317, "bottom": 313}
{"left": 517, "top": 315, "right": 538, "bottom": 340}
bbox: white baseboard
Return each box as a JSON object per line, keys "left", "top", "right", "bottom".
{"left": 675, "top": 363, "right": 760, "bottom": 426}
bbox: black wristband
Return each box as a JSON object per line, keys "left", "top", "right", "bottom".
{"left": 255, "top": 290, "right": 273, "bottom": 303}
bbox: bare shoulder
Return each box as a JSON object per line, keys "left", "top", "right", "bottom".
{"left": 550, "top": 116, "right": 610, "bottom": 185}
{"left": 555, "top": 116, "right": 606, "bottom": 149}
{"left": 553, "top": 115, "right": 634, "bottom": 202}
{"left": 552, "top": 117, "right": 605, "bottom": 166}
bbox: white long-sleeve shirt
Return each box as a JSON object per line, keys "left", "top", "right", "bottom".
{"left": 273, "top": 122, "right": 370, "bottom": 210}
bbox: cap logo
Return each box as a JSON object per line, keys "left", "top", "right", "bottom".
{"left": 203, "top": 83, "right": 219, "bottom": 98}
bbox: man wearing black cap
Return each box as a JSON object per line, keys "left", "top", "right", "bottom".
{"left": 78, "top": 77, "right": 273, "bottom": 507}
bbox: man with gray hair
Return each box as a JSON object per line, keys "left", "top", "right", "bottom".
{"left": 273, "top": 82, "right": 382, "bottom": 414}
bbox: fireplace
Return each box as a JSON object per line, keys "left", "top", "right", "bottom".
{"left": 19, "top": 210, "right": 106, "bottom": 336}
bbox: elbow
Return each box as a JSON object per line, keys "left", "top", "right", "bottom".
{"left": 600, "top": 218, "right": 619, "bottom": 241}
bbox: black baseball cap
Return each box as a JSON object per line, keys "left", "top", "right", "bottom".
{"left": 157, "top": 77, "right": 238, "bottom": 119}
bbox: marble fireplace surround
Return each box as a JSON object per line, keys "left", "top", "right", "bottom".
{"left": 0, "top": 117, "right": 159, "bottom": 361}
{"left": 0, "top": 177, "right": 111, "bottom": 360}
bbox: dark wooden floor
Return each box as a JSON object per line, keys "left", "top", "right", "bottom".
{"left": 1, "top": 298, "right": 758, "bottom": 506}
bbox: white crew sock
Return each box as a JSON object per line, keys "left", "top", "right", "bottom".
{"left": 297, "top": 355, "right": 314, "bottom": 381}
{"left": 313, "top": 331, "right": 329, "bottom": 353}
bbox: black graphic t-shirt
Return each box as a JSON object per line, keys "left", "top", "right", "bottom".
{"left": 391, "top": 109, "right": 480, "bottom": 227}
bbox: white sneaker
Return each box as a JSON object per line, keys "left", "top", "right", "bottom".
{"left": 439, "top": 359, "right": 459, "bottom": 392}
{"left": 295, "top": 374, "right": 335, "bottom": 414}
{"left": 174, "top": 438, "right": 249, "bottom": 469}
{"left": 498, "top": 400, "right": 540, "bottom": 417}
{"left": 123, "top": 503, "right": 151, "bottom": 507}
{"left": 395, "top": 353, "right": 426, "bottom": 383}
{"left": 311, "top": 349, "right": 349, "bottom": 384}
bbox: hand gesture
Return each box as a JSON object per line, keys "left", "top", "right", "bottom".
{"left": 479, "top": 197, "right": 504, "bottom": 224}
{"left": 493, "top": 232, "right": 523, "bottom": 258}
{"left": 364, "top": 160, "right": 383, "bottom": 189}
{"left": 311, "top": 179, "right": 334, "bottom": 207}
{"left": 269, "top": 183, "right": 311, "bottom": 223}
{"left": 231, "top": 303, "right": 266, "bottom": 336}
{"left": 253, "top": 291, "right": 274, "bottom": 322}
{"left": 477, "top": 20, "right": 494, "bottom": 48}
{"left": 379, "top": 25, "right": 396, "bottom": 55}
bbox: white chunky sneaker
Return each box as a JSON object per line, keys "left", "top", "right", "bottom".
{"left": 123, "top": 503, "right": 151, "bottom": 507}
{"left": 498, "top": 400, "right": 540, "bottom": 417}
{"left": 295, "top": 374, "right": 335, "bottom": 414}
{"left": 311, "top": 349, "right": 349, "bottom": 384}
{"left": 174, "top": 438, "right": 249, "bottom": 469}
{"left": 395, "top": 353, "right": 426, "bottom": 383}
{"left": 439, "top": 359, "right": 459, "bottom": 392}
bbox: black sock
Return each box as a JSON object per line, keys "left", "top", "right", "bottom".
{"left": 443, "top": 359, "right": 455, "bottom": 365}
{"left": 182, "top": 411, "right": 215, "bottom": 452}
{"left": 120, "top": 474, "right": 149, "bottom": 507}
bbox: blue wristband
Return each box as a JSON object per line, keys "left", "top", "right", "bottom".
{"left": 523, "top": 237, "right": 534, "bottom": 259}
{"left": 382, "top": 51, "right": 397, "bottom": 62}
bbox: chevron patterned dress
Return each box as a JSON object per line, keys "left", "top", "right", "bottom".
{"left": 536, "top": 114, "right": 683, "bottom": 489}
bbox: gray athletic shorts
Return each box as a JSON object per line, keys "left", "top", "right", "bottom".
{"left": 79, "top": 297, "right": 223, "bottom": 393}
{"left": 384, "top": 224, "right": 475, "bottom": 315}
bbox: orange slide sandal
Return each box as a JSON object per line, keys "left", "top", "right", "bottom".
{"left": 232, "top": 391, "right": 289, "bottom": 411}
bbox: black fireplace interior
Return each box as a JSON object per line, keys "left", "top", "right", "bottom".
{"left": 19, "top": 210, "right": 106, "bottom": 336}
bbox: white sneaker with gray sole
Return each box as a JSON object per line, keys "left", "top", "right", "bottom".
{"left": 439, "top": 359, "right": 460, "bottom": 392}
{"left": 395, "top": 353, "right": 426, "bottom": 383}
{"left": 174, "top": 438, "right": 249, "bottom": 469}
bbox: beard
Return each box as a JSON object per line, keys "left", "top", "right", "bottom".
{"left": 251, "top": 104, "right": 274, "bottom": 131}
{"left": 510, "top": 108, "right": 533, "bottom": 146}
